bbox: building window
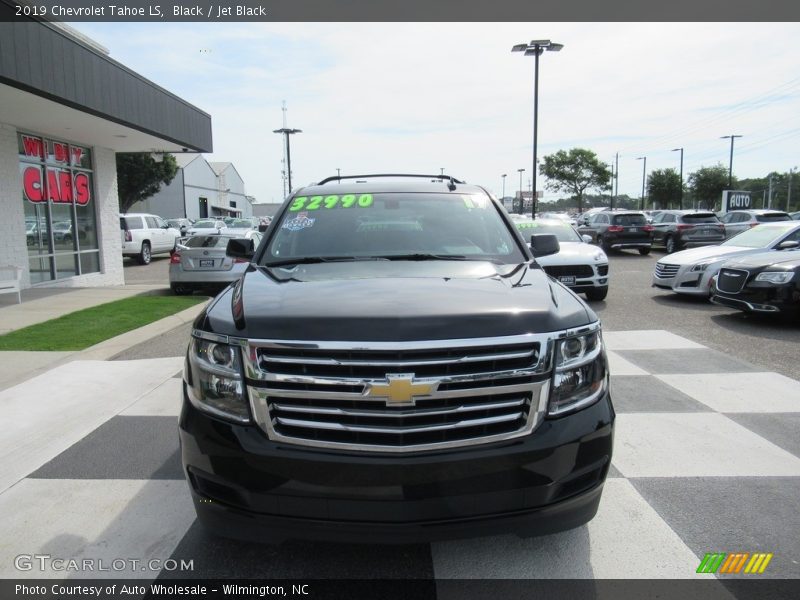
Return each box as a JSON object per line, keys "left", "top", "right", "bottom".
{"left": 18, "top": 133, "right": 100, "bottom": 284}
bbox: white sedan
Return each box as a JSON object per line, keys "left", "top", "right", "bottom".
{"left": 516, "top": 218, "right": 610, "bottom": 301}
{"left": 651, "top": 221, "right": 800, "bottom": 296}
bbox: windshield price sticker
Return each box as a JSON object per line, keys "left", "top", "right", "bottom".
{"left": 289, "top": 194, "right": 374, "bottom": 212}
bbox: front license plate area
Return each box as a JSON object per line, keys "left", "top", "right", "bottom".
{"left": 559, "top": 275, "right": 576, "bottom": 285}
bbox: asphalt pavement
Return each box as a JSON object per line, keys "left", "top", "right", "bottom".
{"left": 119, "top": 250, "right": 800, "bottom": 380}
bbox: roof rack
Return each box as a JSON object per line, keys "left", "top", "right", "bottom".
{"left": 316, "top": 173, "right": 464, "bottom": 191}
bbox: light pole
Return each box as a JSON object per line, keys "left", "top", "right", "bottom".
{"left": 512, "top": 39, "right": 563, "bottom": 219}
{"left": 273, "top": 127, "right": 302, "bottom": 195}
{"left": 336, "top": 168, "right": 341, "bottom": 178}
{"left": 671, "top": 147, "right": 684, "bottom": 210}
{"left": 720, "top": 134, "right": 742, "bottom": 188}
{"left": 440, "top": 167, "right": 445, "bottom": 176}
{"left": 637, "top": 156, "right": 647, "bottom": 211}
{"left": 789, "top": 166, "right": 797, "bottom": 212}
{"left": 501, "top": 173, "right": 507, "bottom": 201}
{"left": 517, "top": 168, "right": 525, "bottom": 214}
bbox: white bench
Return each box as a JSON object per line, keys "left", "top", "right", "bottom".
{"left": 0, "top": 265, "right": 23, "bottom": 304}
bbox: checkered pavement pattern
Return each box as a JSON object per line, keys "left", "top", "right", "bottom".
{"left": 1, "top": 330, "right": 798, "bottom": 581}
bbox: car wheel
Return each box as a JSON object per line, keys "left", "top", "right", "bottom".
{"left": 598, "top": 236, "right": 612, "bottom": 253}
{"left": 585, "top": 286, "right": 609, "bottom": 301}
{"left": 638, "top": 247, "right": 651, "bottom": 255}
{"left": 665, "top": 236, "right": 677, "bottom": 254}
{"left": 137, "top": 241, "right": 151, "bottom": 265}
{"left": 170, "top": 284, "right": 192, "bottom": 296}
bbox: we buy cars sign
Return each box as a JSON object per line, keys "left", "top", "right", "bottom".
{"left": 20, "top": 135, "right": 91, "bottom": 206}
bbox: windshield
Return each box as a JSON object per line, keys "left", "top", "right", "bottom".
{"left": 682, "top": 213, "right": 719, "bottom": 223}
{"left": 612, "top": 214, "right": 647, "bottom": 226}
{"left": 229, "top": 219, "right": 254, "bottom": 228}
{"left": 183, "top": 235, "right": 234, "bottom": 248}
{"left": 756, "top": 213, "right": 790, "bottom": 222}
{"left": 194, "top": 219, "right": 220, "bottom": 228}
{"left": 723, "top": 224, "right": 797, "bottom": 248}
{"left": 515, "top": 220, "right": 582, "bottom": 242}
{"left": 263, "top": 192, "right": 525, "bottom": 264}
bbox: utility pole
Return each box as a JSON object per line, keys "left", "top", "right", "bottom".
{"left": 273, "top": 103, "right": 302, "bottom": 197}
{"left": 720, "top": 134, "right": 742, "bottom": 188}
{"left": 614, "top": 152, "right": 619, "bottom": 207}
{"left": 768, "top": 174, "right": 774, "bottom": 209}
{"left": 789, "top": 167, "right": 796, "bottom": 212}
{"left": 609, "top": 160, "right": 614, "bottom": 210}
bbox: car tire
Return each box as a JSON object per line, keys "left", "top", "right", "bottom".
{"left": 665, "top": 235, "right": 677, "bottom": 254}
{"left": 171, "top": 284, "right": 192, "bottom": 296}
{"left": 585, "top": 286, "right": 609, "bottom": 301}
{"left": 137, "top": 241, "right": 152, "bottom": 265}
{"left": 638, "top": 247, "right": 651, "bottom": 255}
{"left": 598, "top": 236, "right": 612, "bottom": 253}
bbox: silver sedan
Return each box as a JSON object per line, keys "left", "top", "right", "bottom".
{"left": 169, "top": 231, "right": 262, "bottom": 295}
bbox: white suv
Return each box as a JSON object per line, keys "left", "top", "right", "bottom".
{"left": 120, "top": 213, "right": 181, "bottom": 265}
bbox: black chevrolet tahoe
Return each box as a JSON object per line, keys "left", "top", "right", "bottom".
{"left": 180, "top": 174, "right": 614, "bottom": 544}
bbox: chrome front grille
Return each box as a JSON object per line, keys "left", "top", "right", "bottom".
{"left": 717, "top": 268, "right": 749, "bottom": 294}
{"left": 654, "top": 262, "right": 680, "bottom": 278}
{"left": 244, "top": 336, "right": 553, "bottom": 453}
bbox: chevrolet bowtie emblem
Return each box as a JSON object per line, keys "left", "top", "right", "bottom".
{"left": 367, "top": 374, "right": 435, "bottom": 406}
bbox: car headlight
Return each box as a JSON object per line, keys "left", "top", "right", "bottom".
{"left": 593, "top": 251, "right": 607, "bottom": 262}
{"left": 755, "top": 271, "right": 793, "bottom": 284}
{"left": 691, "top": 261, "right": 714, "bottom": 272}
{"left": 549, "top": 328, "right": 608, "bottom": 416}
{"left": 186, "top": 337, "right": 249, "bottom": 422}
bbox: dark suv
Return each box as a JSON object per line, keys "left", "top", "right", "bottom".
{"left": 651, "top": 210, "right": 726, "bottom": 253}
{"left": 180, "top": 174, "right": 614, "bottom": 544}
{"left": 581, "top": 211, "right": 653, "bottom": 254}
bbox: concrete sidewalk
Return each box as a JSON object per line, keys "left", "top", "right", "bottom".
{"left": 0, "top": 284, "right": 208, "bottom": 390}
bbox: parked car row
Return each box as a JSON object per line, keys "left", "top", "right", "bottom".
{"left": 652, "top": 221, "right": 800, "bottom": 316}
{"left": 120, "top": 213, "right": 265, "bottom": 265}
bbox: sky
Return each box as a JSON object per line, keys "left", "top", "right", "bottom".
{"left": 74, "top": 22, "right": 800, "bottom": 205}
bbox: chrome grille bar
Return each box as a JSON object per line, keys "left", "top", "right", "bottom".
{"left": 276, "top": 412, "right": 524, "bottom": 435}
{"left": 270, "top": 398, "right": 526, "bottom": 418}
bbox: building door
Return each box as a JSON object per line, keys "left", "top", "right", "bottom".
{"left": 199, "top": 197, "right": 208, "bottom": 218}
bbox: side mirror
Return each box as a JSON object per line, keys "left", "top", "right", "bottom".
{"left": 777, "top": 240, "right": 799, "bottom": 250}
{"left": 226, "top": 238, "right": 255, "bottom": 260}
{"left": 582, "top": 234, "right": 593, "bottom": 243}
{"left": 530, "top": 233, "right": 560, "bottom": 258}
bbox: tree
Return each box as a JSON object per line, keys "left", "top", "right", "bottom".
{"left": 688, "top": 164, "right": 731, "bottom": 210}
{"left": 647, "top": 168, "right": 682, "bottom": 210}
{"left": 116, "top": 153, "right": 179, "bottom": 213}
{"left": 539, "top": 148, "right": 611, "bottom": 214}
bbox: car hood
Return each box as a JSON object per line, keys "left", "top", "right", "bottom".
{"left": 659, "top": 244, "right": 758, "bottom": 265}
{"left": 721, "top": 249, "right": 800, "bottom": 270}
{"left": 535, "top": 242, "right": 606, "bottom": 266}
{"left": 199, "top": 260, "right": 595, "bottom": 341}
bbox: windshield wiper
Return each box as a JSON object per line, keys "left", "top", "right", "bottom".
{"left": 263, "top": 256, "right": 371, "bottom": 268}
{"left": 371, "top": 253, "right": 469, "bottom": 261}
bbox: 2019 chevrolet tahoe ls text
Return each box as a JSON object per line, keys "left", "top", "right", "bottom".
{"left": 179, "top": 174, "right": 614, "bottom": 544}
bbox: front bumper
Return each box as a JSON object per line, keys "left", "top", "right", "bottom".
{"left": 651, "top": 264, "right": 716, "bottom": 296}
{"left": 711, "top": 283, "right": 800, "bottom": 315}
{"left": 179, "top": 384, "right": 614, "bottom": 544}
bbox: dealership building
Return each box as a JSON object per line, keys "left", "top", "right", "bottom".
{"left": 0, "top": 18, "right": 212, "bottom": 288}
{"left": 128, "top": 155, "right": 253, "bottom": 221}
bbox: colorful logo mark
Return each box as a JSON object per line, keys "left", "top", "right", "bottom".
{"left": 696, "top": 552, "right": 773, "bottom": 574}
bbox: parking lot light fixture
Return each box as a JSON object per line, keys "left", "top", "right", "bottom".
{"left": 517, "top": 168, "right": 525, "bottom": 213}
{"left": 672, "top": 148, "right": 684, "bottom": 210}
{"left": 720, "top": 135, "right": 742, "bottom": 188}
{"left": 273, "top": 127, "right": 302, "bottom": 195}
{"left": 637, "top": 156, "right": 647, "bottom": 211}
{"left": 502, "top": 173, "right": 507, "bottom": 201}
{"left": 512, "top": 39, "right": 563, "bottom": 219}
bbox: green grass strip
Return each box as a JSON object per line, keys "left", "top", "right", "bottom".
{"left": 0, "top": 295, "right": 207, "bottom": 351}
